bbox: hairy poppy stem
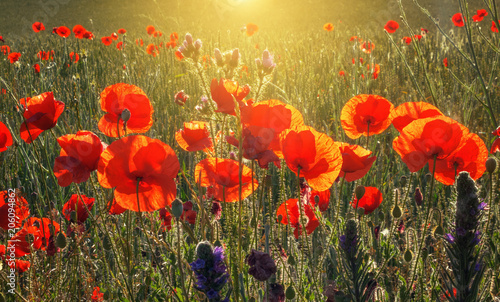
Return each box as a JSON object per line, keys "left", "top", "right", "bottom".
{"left": 408, "top": 154, "right": 437, "bottom": 291}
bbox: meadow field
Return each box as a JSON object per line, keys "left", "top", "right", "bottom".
{"left": 0, "top": 0, "right": 499, "bottom": 301}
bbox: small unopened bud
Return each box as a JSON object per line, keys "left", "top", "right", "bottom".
{"left": 392, "top": 205, "right": 402, "bottom": 218}
{"left": 194, "top": 39, "right": 202, "bottom": 50}
{"left": 230, "top": 48, "right": 239, "bottom": 67}
{"left": 55, "top": 232, "right": 67, "bottom": 249}
{"left": 486, "top": 157, "right": 497, "bottom": 173}
{"left": 355, "top": 185, "right": 365, "bottom": 200}
{"left": 171, "top": 199, "right": 183, "bottom": 219}
{"left": 214, "top": 48, "right": 223, "bottom": 65}
{"left": 285, "top": 285, "right": 295, "bottom": 299}
{"left": 414, "top": 187, "right": 423, "bottom": 206}
{"left": 403, "top": 249, "right": 413, "bottom": 262}
{"left": 120, "top": 108, "right": 131, "bottom": 122}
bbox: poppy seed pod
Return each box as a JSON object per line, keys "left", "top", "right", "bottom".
{"left": 486, "top": 157, "right": 497, "bottom": 173}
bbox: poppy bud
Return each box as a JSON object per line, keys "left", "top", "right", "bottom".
{"left": 174, "top": 90, "right": 189, "bottom": 106}
{"left": 400, "top": 175, "right": 407, "bottom": 187}
{"left": 433, "top": 225, "right": 444, "bottom": 236}
{"left": 425, "top": 173, "right": 432, "bottom": 183}
{"left": 120, "top": 108, "right": 131, "bottom": 123}
{"left": 171, "top": 199, "right": 183, "bottom": 219}
{"left": 355, "top": 185, "right": 365, "bottom": 200}
{"left": 373, "top": 225, "right": 380, "bottom": 240}
{"left": 414, "top": 187, "right": 423, "bottom": 206}
{"left": 392, "top": 205, "right": 402, "bottom": 218}
{"left": 285, "top": 285, "right": 295, "bottom": 299}
{"left": 486, "top": 157, "right": 497, "bottom": 173}
{"left": 404, "top": 249, "right": 413, "bottom": 262}
{"left": 55, "top": 232, "right": 67, "bottom": 249}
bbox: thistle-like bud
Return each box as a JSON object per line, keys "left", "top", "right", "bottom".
{"left": 262, "top": 49, "right": 276, "bottom": 71}
{"left": 486, "top": 157, "right": 497, "bottom": 173}
{"left": 230, "top": 48, "right": 240, "bottom": 67}
{"left": 185, "top": 33, "right": 193, "bottom": 45}
{"left": 194, "top": 39, "right": 202, "bottom": 50}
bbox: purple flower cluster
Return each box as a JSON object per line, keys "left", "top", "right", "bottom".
{"left": 190, "top": 242, "right": 229, "bottom": 302}
{"left": 340, "top": 219, "right": 358, "bottom": 255}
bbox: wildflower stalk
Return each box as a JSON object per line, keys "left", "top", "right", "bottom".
{"left": 176, "top": 218, "right": 190, "bottom": 301}
{"left": 408, "top": 154, "right": 437, "bottom": 291}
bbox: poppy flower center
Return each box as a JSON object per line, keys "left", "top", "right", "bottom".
{"left": 362, "top": 116, "right": 376, "bottom": 125}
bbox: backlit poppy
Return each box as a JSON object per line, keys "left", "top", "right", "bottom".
{"left": 159, "top": 207, "right": 173, "bottom": 231}
{"left": 146, "top": 25, "right": 155, "bottom": 35}
{"left": 492, "top": 21, "right": 500, "bottom": 33}
{"left": 452, "top": 13, "right": 465, "bottom": 27}
{"left": 432, "top": 133, "right": 488, "bottom": 185}
{"left": 361, "top": 41, "right": 375, "bottom": 54}
{"left": 53, "top": 131, "right": 105, "bottom": 187}
{"left": 1, "top": 45, "right": 10, "bottom": 55}
{"left": 98, "top": 83, "right": 154, "bottom": 137}
{"left": 111, "top": 33, "right": 118, "bottom": 40}
{"left": 32, "top": 22, "right": 45, "bottom": 33}
{"left": 339, "top": 70, "right": 345, "bottom": 76}
{"left": 33, "top": 63, "right": 40, "bottom": 73}
{"left": 0, "top": 190, "right": 29, "bottom": 230}
{"left": 414, "top": 34, "right": 423, "bottom": 40}
{"left": 392, "top": 116, "right": 469, "bottom": 172}
{"left": 384, "top": 20, "right": 399, "bottom": 33}
{"left": 336, "top": 142, "right": 377, "bottom": 182}
{"left": 351, "top": 186, "right": 382, "bottom": 214}
{"left": 372, "top": 64, "right": 380, "bottom": 79}
{"left": 443, "top": 57, "right": 448, "bottom": 67}
{"left": 0, "top": 36, "right": 3, "bottom": 43}
{"left": 175, "top": 121, "right": 213, "bottom": 152}
{"left": 19, "top": 92, "right": 65, "bottom": 143}
{"left": 69, "top": 52, "right": 79, "bottom": 63}
{"left": 159, "top": 201, "right": 197, "bottom": 229}
{"left": 280, "top": 125, "right": 343, "bottom": 191}
{"left": 10, "top": 217, "right": 61, "bottom": 257}
{"left": 0, "top": 246, "right": 31, "bottom": 273}
{"left": 170, "top": 32, "right": 179, "bottom": 41}
{"left": 37, "top": 50, "right": 54, "bottom": 61}
{"left": 118, "top": 28, "right": 127, "bottom": 34}
{"left": 92, "top": 287, "right": 104, "bottom": 301}
{"left": 136, "top": 38, "right": 144, "bottom": 47}
{"left": 491, "top": 137, "right": 500, "bottom": 153}
{"left": 108, "top": 198, "right": 127, "bottom": 215}
{"left": 101, "top": 36, "right": 112, "bottom": 46}
{"left": 0, "top": 121, "right": 13, "bottom": 152}
{"left": 276, "top": 198, "right": 319, "bottom": 239}
{"left": 8, "top": 52, "right": 21, "bottom": 63}
{"left": 83, "top": 31, "right": 94, "bottom": 40}
{"left": 146, "top": 44, "right": 159, "bottom": 57}
{"left": 246, "top": 23, "right": 259, "bottom": 36}
{"left": 210, "top": 78, "right": 250, "bottom": 115}
{"left": 56, "top": 26, "right": 71, "bottom": 38}
{"left": 390, "top": 102, "right": 443, "bottom": 132}
{"left": 402, "top": 36, "right": 412, "bottom": 45}
{"left": 116, "top": 42, "right": 123, "bottom": 50}
{"left": 194, "top": 158, "right": 258, "bottom": 203}
{"left": 62, "top": 194, "right": 95, "bottom": 223}
{"left": 340, "top": 94, "right": 394, "bottom": 139}
{"left": 72, "top": 25, "right": 86, "bottom": 39}
{"left": 97, "top": 135, "right": 180, "bottom": 212}
{"left": 472, "top": 9, "right": 488, "bottom": 22}
{"left": 240, "top": 99, "right": 304, "bottom": 157}
{"left": 309, "top": 189, "right": 331, "bottom": 212}
{"left": 323, "top": 23, "right": 334, "bottom": 31}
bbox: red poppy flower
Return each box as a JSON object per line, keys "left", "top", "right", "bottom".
{"left": 118, "top": 28, "right": 127, "bottom": 34}
{"left": 351, "top": 186, "right": 382, "bottom": 214}
{"left": 432, "top": 133, "right": 488, "bottom": 185}
{"left": 160, "top": 201, "right": 197, "bottom": 228}
{"left": 0, "top": 36, "right": 3, "bottom": 43}
{"left": 452, "top": 13, "right": 465, "bottom": 27}
{"left": 56, "top": 26, "right": 71, "bottom": 38}
{"left": 19, "top": 92, "right": 65, "bottom": 143}
{"left": 492, "top": 21, "right": 500, "bottom": 33}
{"left": 146, "top": 44, "right": 159, "bottom": 57}
{"left": 69, "top": 52, "right": 79, "bottom": 63}
{"left": 491, "top": 137, "right": 500, "bottom": 153}
{"left": 1, "top": 45, "right": 10, "bottom": 55}
{"left": 195, "top": 158, "right": 258, "bottom": 203}
{"left": 8, "top": 52, "right": 21, "bottom": 63}
{"left": 111, "top": 32, "right": 118, "bottom": 40}
{"left": 309, "top": 189, "right": 331, "bottom": 212}
{"left": 372, "top": 64, "right": 380, "bottom": 79}
{"left": 402, "top": 36, "right": 412, "bottom": 45}
{"left": 390, "top": 102, "right": 443, "bottom": 132}
{"left": 159, "top": 207, "right": 173, "bottom": 230}
{"left": 83, "top": 31, "right": 94, "bottom": 40}
{"left": 226, "top": 126, "right": 281, "bottom": 169}
{"left": 339, "top": 70, "right": 345, "bottom": 76}
{"left": 336, "top": 142, "right": 377, "bottom": 182}
{"left": 443, "top": 57, "right": 449, "bottom": 67}
{"left": 92, "top": 287, "right": 104, "bottom": 301}
{"left": 170, "top": 32, "right": 179, "bottom": 41}
{"left": 210, "top": 78, "right": 250, "bottom": 115}
{"left": 101, "top": 36, "right": 112, "bottom": 46}
{"left": 108, "top": 198, "right": 127, "bottom": 215}
{"left": 72, "top": 25, "right": 86, "bottom": 39}
{"left": 62, "top": 194, "right": 95, "bottom": 223}
{"left": 10, "top": 217, "right": 61, "bottom": 257}
{"left": 0, "top": 121, "right": 13, "bottom": 152}
{"left": 384, "top": 20, "right": 399, "bottom": 33}
{"left": 392, "top": 116, "right": 469, "bottom": 172}
{"left": 349, "top": 36, "right": 362, "bottom": 42}
{"left": 414, "top": 34, "right": 423, "bottom": 40}
{"left": 246, "top": 23, "right": 259, "bottom": 36}
{"left": 33, "top": 63, "right": 40, "bottom": 73}
{"left": 37, "top": 50, "right": 54, "bottom": 61}
{"left": 136, "top": 39, "right": 144, "bottom": 47}
{"left": 360, "top": 41, "right": 375, "bottom": 53}
{"left": 240, "top": 99, "right": 304, "bottom": 157}
{"left": 280, "top": 125, "right": 343, "bottom": 191}
{"left": 98, "top": 135, "right": 180, "bottom": 212}
{"left": 116, "top": 41, "right": 123, "bottom": 50}
{"left": 421, "top": 28, "right": 429, "bottom": 34}
{"left": 276, "top": 198, "right": 319, "bottom": 239}
{"left": 0, "top": 246, "right": 31, "bottom": 273}
{"left": 175, "top": 121, "right": 213, "bottom": 152}
{"left": 98, "top": 83, "right": 154, "bottom": 137}
{"left": 472, "top": 9, "right": 488, "bottom": 22}
{"left": 146, "top": 25, "right": 156, "bottom": 35}
{"left": 0, "top": 190, "right": 30, "bottom": 230}
{"left": 323, "top": 23, "right": 334, "bottom": 32}
{"left": 53, "top": 131, "right": 105, "bottom": 187}
{"left": 340, "top": 94, "right": 394, "bottom": 139}
{"left": 32, "top": 22, "right": 45, "bottom": 33}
